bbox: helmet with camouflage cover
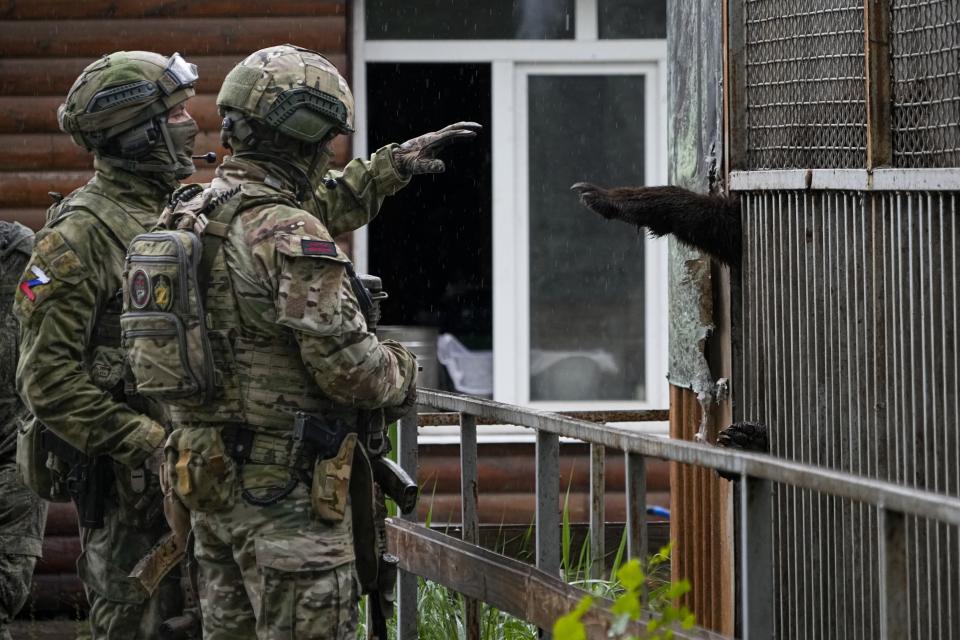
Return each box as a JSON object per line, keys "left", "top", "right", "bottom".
{"left": 58, "top": 51, "right": 199, "bottom": 178}
{"left": 217, "top": 44, "right": 354, "bottom": 148}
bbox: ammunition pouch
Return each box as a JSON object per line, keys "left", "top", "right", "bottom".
{"left": 165, "top": 428, "right": 236, "bottom": 513}
{"left": 15, "top": 416, "right": 69, "bottom": 503}
{"left": 40, "top": 429, "right": 112, "bottom": 529}
{"left": 311, "top": 432, "right": 356, "bottom": 523}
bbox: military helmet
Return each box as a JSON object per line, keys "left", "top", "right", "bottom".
{"left": 59, "top": 51, "right": 197, "bottom": 152}
{"left": 217, "top": 44, "right": 354, "bottom": 144}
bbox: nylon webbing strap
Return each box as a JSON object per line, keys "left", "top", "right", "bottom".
{"left": 53, "top": 191, "right": 146, "bottom": 252}
{"left": 196, "top": 193, "right": 244, "bottom": 305}
{"left": 195, "top": 190, "right": 299, "bottom": 307}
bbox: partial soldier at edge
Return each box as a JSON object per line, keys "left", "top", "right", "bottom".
{"left": 14, "top": 51, "right": 202, "bottom": 639}
{"left": 0, "top": 221, "right": 48, "bottom": 640}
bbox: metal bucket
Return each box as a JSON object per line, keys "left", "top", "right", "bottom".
{"left": 378, "top": 325, "right": 439, "bottom": 389}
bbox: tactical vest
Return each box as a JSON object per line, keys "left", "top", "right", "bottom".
{"left": 123, "top": 184, "right": 333, "bottom": 433}
{"left": 48, "top": 187, "right": 149, "bottom": 359}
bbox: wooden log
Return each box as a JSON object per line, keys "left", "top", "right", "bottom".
{"left": 0, "top": 0, "right": 346, "bottom": 20}
{"left": 0, "top": 209, "right": 47, "bottom": 230}
{"left": 0, "top": 54, "right": 347, "bottom": 96}
{"left": 0, "top": 171, "right": 91, "bottom": 208}
{"left": 0, "top": 168, "right": 218, "bottom": 208}
{"left": 0, "top": 17, "right": 346, "bottom": 59}
{"left": 0, "top": 95, "right": 216, "bottom": 134}
{"left": 449, "top": 522, "right": 671, "bottom": 570}
{"left": 416, "top": 490, "right": 672, "bottom": 525}
{"left": 25, "top": 573, "right": 87, "bottom": 614}
{"left": 417, "top": 447, "right": 672, "bottom": 492}
{"left": 36, "top": 536, "right": 81, "bottom": 574}
{"left": 0, "top": 96, "right": 61, "bottom": 133}
{"left": 44, "top": 502, "right": 78, "bottom": 536}
{"left": 0, "top": 132, "right": 224, "bottom": 171}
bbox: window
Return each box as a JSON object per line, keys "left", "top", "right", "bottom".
{"left": 353, "top": 0, "right": 669, "bottom": 438}
{"left": 366, "top": 0, "right": 576, "bottom": 40}
{"left": 527, "top": 74, "right": 647, "bottom": 402}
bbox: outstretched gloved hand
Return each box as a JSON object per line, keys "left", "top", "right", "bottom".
{"left": 392, "top": 122, "right": 482, "bottom": 176}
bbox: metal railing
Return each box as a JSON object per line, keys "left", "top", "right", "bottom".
{"left": 386, "top": 389, "right": 960, "bottom": 640}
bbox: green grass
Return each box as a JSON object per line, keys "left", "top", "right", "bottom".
{"left": 355, "top": 483, "right": 668, "bottom": 640}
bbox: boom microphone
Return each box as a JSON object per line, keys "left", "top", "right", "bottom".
{"left": 192, "top": 152, "right": 217, "bottom": 164}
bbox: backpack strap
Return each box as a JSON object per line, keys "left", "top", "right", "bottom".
{"left": 51, "top": 191, "right": 147, "bottom": 252}
{"left": 195, "top": 189, "right": 297, "bottom": 303}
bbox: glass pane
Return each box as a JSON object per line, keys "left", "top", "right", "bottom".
{"left": 366, "top": 0, "right": 575, "bottom": 40}
{"left": 528, "top": 74, "right": 646, "bottom": 402}
{"left": 598, "top": 0, "right": 667, "bottom": 38}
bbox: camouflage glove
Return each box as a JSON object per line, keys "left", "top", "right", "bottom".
{"left": 384, "top": 383, "right": 418, "bottom": 424}
{"left": 145, "top": 443, "right": 165, "bottom": 476}
{"left": 391, "top": 122, "right": 482, "bottom": 176}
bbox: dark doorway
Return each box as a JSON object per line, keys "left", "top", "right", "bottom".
{"left": 366, "top": 63, "right": 493, "bottom": 350}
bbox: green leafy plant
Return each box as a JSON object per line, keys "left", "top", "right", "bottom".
{"left": 553, "top": 543, "right": 695, "bottom": 640}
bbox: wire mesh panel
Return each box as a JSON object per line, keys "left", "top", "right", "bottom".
{"left": 891, "top": 0, "right": 960, "bottom": 168}
{"left": 743, "top": 0, "right": 867, "bottom": 169}
{"left": 738, "top": 190, "right": 960, "bottom": 639}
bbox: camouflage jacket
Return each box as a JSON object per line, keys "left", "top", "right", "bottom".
{"left": 224, "top": 144, "right": 411, "bottom": 237}
{"left": 163, "top": 150, "right": 417, "bottom": 431}
{"left": 14, "top": 161, "right": 171, "bottom": 467}
{"left": 0, "top": 221, "right": 34, "bottom": 457}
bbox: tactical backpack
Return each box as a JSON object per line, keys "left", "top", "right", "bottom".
{"left": 121, "top": 186, "right": 230, "bottom": 404}
{"left": 120, "top": 185, "right": 294, "bottom": 405}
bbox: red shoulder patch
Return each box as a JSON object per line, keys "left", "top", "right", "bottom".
{"left": 301, "top": 239, "right": 338, "bottom": 257}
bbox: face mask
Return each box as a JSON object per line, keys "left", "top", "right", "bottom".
{"left": 307, "top": 143, "right": 335, "bottom": 184}
{"left": 165, "top": 118, "right": 200, "bottom": 179}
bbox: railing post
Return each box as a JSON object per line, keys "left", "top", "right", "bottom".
{"left": 878, "top": 508, "right": 907, "bottom": 640}
{"left": 589, "top": 443, "right": 606, "bottom": 579}
{"left": 460, "top": 413, "right": 480, "bottom": 640}
{"left": 740, "top": 475, "right": 774, "bottom": 640}
{"left": 625, "top": 452, "right": 648, "bottom": 563}
{"left": 396, "top": 406, "right": 419, "bottom": 640}
{"left": 536, "top": 430, "right": 560, "bottom": 639}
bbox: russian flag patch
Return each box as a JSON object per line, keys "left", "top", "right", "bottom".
{"left": 19, "top": 265, "right": 50, "bottom": 302}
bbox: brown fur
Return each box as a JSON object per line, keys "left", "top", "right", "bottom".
{"left": 571, "top": 183, "right": 742, "bottom": 267}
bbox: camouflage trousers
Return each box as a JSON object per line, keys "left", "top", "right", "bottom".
{"left": 0, "top": 457, "right": 47, "bottom": 640}
{"left": 192, "top": 464, "right": 359, "bottom": 640}
{"left": 78, "top": 496, "right": 182, "bottom": 639}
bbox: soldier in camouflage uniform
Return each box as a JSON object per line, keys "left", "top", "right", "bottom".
{"left": 13, "top": 52, "right": 202, "bottom": 638}
{"left": 142, "top": 45, "right": 479, "bottom": 639}
{"left": 0, "top": 221, "right": 48, "bottom": 640}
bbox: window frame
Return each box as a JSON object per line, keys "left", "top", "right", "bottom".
{"left": 352, "top": 0, "right": 670, "bottom": 441}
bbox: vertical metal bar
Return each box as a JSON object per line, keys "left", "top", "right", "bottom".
{"left": 879, "top": 509, "right": 908, "bottom": 640}
{"left": 741, "top": 475, "right": 774, "bottom": 640}
{"left": 396, "top": 407, "right": 419, "bottom": 640}
{"left": 459, "top": 413, "right": 480, "bottom": 640}
{"left": 864, "top": 0, "right": 893, "bottom": 169}
{"left": 536, "top": 430, "right": 560, "bottom": 638}
{"left": 625, "top": 452, "right": 648, "bottom": 563}
{"left": 589, "top": 443, "right": 606, "bottom": 580}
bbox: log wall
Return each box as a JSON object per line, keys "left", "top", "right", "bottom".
{"left": 0, "top": 0, "right": 350, "bottom": 229}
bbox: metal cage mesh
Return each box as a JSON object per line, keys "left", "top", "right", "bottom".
{"left": 743, "top": 0, "right": 867, "bottom": 169}
{"left": 891, "top": 0, "right": 960, "bottom": 168}
{"left": 740, "top": 191, "right": 960, "bottom": 639}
